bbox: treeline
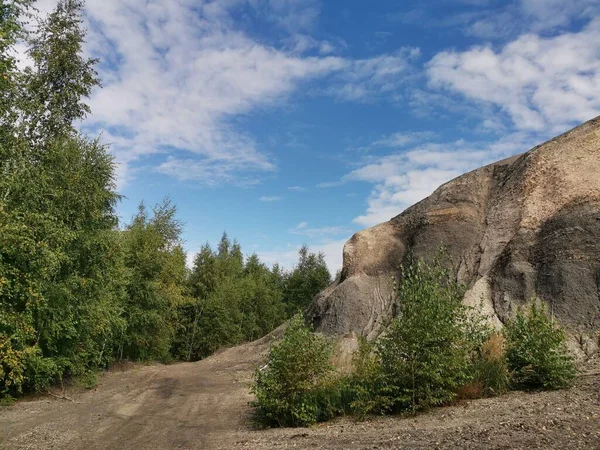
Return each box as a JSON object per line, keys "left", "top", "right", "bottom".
{"left": 0, "top": 0, "right": 331, "bottom": 397}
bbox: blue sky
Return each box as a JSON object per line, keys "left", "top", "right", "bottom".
{"left": 31, "top": 0, "right": 600, "bottom": 271}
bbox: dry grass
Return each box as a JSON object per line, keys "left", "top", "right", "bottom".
{"left": 482, "top": 333, "right": 506, "bottom": 362}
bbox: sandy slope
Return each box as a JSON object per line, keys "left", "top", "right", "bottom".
{"left": 1, "top": 339, "right": 598, "bottom": 450}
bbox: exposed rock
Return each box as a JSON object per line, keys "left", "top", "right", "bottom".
{"left": 308, "top": 116, "right": 600, "bottom": 355}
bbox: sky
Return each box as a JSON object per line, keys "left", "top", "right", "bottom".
{"left": 29, "top": 0, "right": 600, "bottom": 272}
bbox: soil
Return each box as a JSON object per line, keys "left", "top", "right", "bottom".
{"left": 1, "top": 338, "right": 599, "bottom": 450}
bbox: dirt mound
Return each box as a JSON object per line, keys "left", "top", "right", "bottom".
{"left": 308, "top": 116, "right": 600, "bottom": 355}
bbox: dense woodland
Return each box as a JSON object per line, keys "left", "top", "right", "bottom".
{"left": 0, "top": 0, "right": 331, "bottom": 397}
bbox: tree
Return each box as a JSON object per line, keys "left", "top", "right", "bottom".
{"left": 22, "top": 0, "right": 99, "bottom": 143}
{"left": 239, "top": 254, "right": 286, "bottom": 341}
{"left": 174, "top": 239, "right": 289, "bottom": 361}
{"left": 1, "top": 1, "right": 122, "bottom": 396}
{"left": 283, "top": 245, "right": 331, "bottom": 315}
{"left": 0, "top": 0, "right": 33, "bottom": 140}
{"left": 120, "top": 199, "right": 186, "bottom": 361}
{"left": 376, "top": 257, "right": 486, "bottom": 412}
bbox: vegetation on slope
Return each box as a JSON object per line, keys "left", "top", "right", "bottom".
{"left": 251, "top": 256, "right": 577, "bottom": 427}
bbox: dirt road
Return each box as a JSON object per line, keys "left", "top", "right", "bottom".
{"left": 1, "top": 338, "right": 599, "bottom": 450}
{"left": 0, "top": 337, "right": 267, "bottom": 450}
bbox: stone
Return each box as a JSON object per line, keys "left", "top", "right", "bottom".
{"left": 308, "top": 116, "right": 600, "bottom": 355}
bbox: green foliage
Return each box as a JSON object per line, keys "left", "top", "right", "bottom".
{"left": 120, "top": 199, "right": 185, "bottom": 362}
{"left": 504, "top": 303, "right": 576, "bottom": 390}
{"left": 23, "top": 0, "right": 99, "bottom": 142}
{"left": 344, "top": 338, "right": 389, "bottom": 419}
{"left": 171, "top": 237, "right": 289, "bottom": 362}
{"left": 75, "top": 370, "right": 98, "bottom": 390}
{"left": 0, "top": 0, "right": 123, "bottom": 397}
{"left": 375, "top": 257, "right": 483, "bottom": 412}
{"left": 0, "top": 135, "right": 125, "bottom": 395}
{"left": 250, "top": 258, "right": 580, "bottom": 427}
{"left": 283, "top": 245, "right": 331, "bottom": 315}
{"left": 251, "top": 315, "right": 337, "bottom": 427}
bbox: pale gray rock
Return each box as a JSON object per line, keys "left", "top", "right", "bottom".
{"left": 308, "top": 116, "right": 600, "bottom": 355}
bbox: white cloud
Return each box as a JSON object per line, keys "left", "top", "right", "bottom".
{"left": 185, "top": 250, "right": 197, "bottom": 270}
{"left": 428, "top": 18, "right": 600, "bottom": 132}
{"left": 369, "top": 131, "right": 437, "bottom": 149}
{"left": 316, "top": 180, "right": 346, "bottom": 188}
{"left": 30, "top": 0, "right": 417, "bottom": 188}
{"left": 313, "top": 238, "right": 347, "bottom": 274}
{"left": 81, "top": 0, "right": 351, "bottom": 187}
{"left": 468, "top": 0, "right": 600, "bottom": 38}
{"left": 259, "top": 195, "right": 283, "bottom": 202}
{"left": 255, "top": 246, "right": 300, "bottom": 270}
{"left": 287, "top": 186, "right": 307, "bottom": 192}
{"left": 323, "top": 48, "right": 420, "bottom": 102}
{"left": 289, "top": 222, "right": 351, "bottom": 238}
{"left": 283, "top": 34, "right": 344, "bottom": 56}
{"left": 347, "top": 132, "right": 539, "bottom": 227}
{"left": 157, "top": 154, "right": 273, "bottom": 187}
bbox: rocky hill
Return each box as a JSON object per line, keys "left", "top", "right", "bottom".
{"left": 308, "top": 116, "right": 600, "bottom": 356}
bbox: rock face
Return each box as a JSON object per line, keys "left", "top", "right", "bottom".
{"left": 308, "top": 116, "right": 600, "bottom": 355}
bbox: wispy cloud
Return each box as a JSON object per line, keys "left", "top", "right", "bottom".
{"left": 156, "top": 154, "right": 273, "bottom": 187}
{"left": 427, "top": 18, "right": 600, "bottom": 132}
{"left": 466, "top": 0, "right": 600, "bottom": 38}
{"left": 316, "top": 180, "right": 346, "bottom": 188}
{"left": 345, "top": 132, "right": 540, "bottom": 227}
{"left": 287, "top": 186, "right": 307, "bottom": 192}
{"left": 289, "top": 222, "right": 351, "bottom": 238}
{"left": 260, "top": 196, "right": 284, "bottom": 202}
{"left": 369, "top": 131, "right": 437, "bottom": 149}
{"left": 33, "top": 0, "right": 419, "bottom": 189}
{"left": 322, "top": 48, "right": 421, "bottom": 102}
{"left": 388, "top": 0, "right": 600, "bottom": 40}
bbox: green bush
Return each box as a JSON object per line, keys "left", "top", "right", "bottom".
{"left": 250, "top": 259, "right": 580, "bottom": 427}
{"left": 344, "top": 338, "right": 390, "bottom": 419}
{"left": 75, "top": 371, "right": 99, "bottom": 390}
{"left": 375, "top": 258, "right": 489, "bottom": 413}
{"left": 504, "top": 303, "right": 576, "bottom": 390}
{"left": 250, "top": 315, "right": 338, "bottom": 427}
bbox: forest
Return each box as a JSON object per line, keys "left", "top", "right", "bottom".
{"left": 0, "top": 0, "right": 331, "bottom": 398}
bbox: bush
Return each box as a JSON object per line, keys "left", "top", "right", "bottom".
{"left": 345, "top": 338, "right": 389, "bottom": 419}
{"left": 75, "top": 371, "right": 99, "bottom": 390}
{"left": 375, "top": 257, "right": 488, "bottom": 413}
{"left": 504, "top": 303, "right": 576, "bottom": 390}
{"left": 473, "top": 333, "right": 509, "bottom": 397}
{"left": 250, "top": 261, "right": 578, "bottom": 427}
{"left": 250, "top": 315, "right": 338, "bottom": 427}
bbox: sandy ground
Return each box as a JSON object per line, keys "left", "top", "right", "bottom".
{"left": 1, "top": 338, "right": 599, "bottom": 450}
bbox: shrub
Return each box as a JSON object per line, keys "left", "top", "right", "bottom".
{"left": 504, "top": 303, "right": 576, "bottom": 390}
{"left": 76, "top": 371, "right": 99, "bottom": 390}
{"left": 375, "top": 257, "right": 488, "bottom": 413}
{"left": 473, "top": 333, "right": 509, "bottom": 397}
{"left": 250, "top": 315, "right": 338, "bottom": 427}
{"left": 344, "top": 338, "right": 389, "bottom": 419}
